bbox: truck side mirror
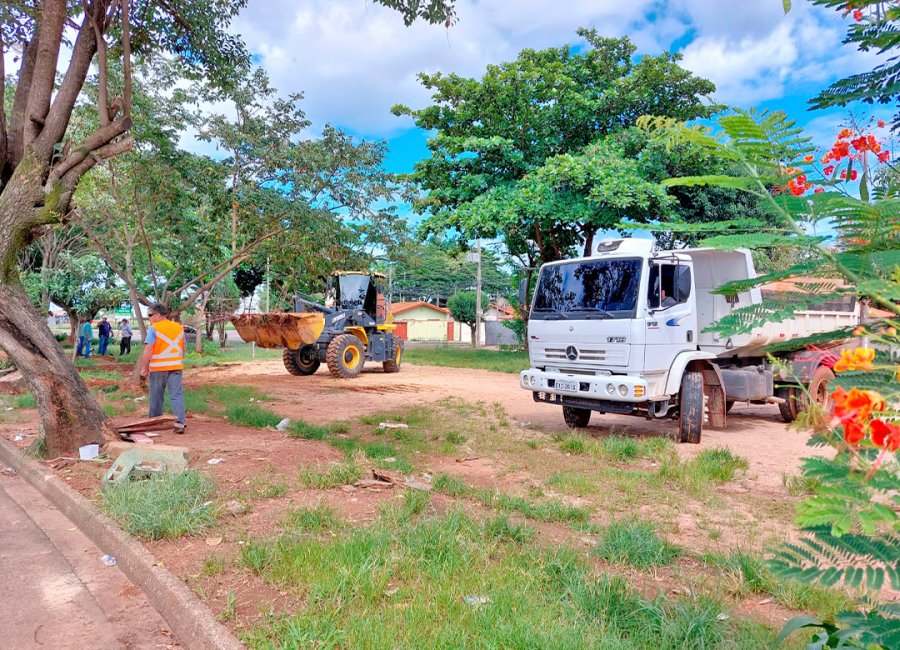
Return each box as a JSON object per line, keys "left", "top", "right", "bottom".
{"left": 517, "top": 278, "right": 528, "bottom": 307}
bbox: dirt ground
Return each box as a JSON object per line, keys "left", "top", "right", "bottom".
{"left": 0, "top": 358, "right": 834, "bottom": 641}
{"left": 190, "top": 358, "right": 814, "bottom": 484}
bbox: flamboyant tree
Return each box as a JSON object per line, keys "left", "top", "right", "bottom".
{"left": 0, "top": 0, "right": 456, "bottom": 457}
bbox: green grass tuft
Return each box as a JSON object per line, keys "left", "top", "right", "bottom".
{"left": 597, "top": 435, "right": 640, "bottom": 461}
{"left": 287, "top": 420, "right": 330, "bottom": 440}
{"left": 225, "top": 403, "right": 282, "bottom": 429}
{"left": 282, "top": 504, "right": 339, "bottom": 533}
{"left": 594, "top": 520, "right": 681, "bottom": 568}
{"left": 401, "top": 345, "right": 529, "bottom": 374}
{"left": 202, "top": 554, "right": 227, "bottom": 576}
{"left": 693, "top": 448, "right": 749, "bottom": 482}
{"left": 559, "top": 435, "right": 587, "bottom": 454}
{"left": 14, "top": 394, "right": 36, "bottom": 409}
{"left": 101, "top": 470, "right": 216, "bottom": 540}
{"left": 299, "top": 460, "right": 362, "bottom": 489}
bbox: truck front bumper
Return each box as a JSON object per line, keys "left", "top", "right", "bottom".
{"left": 519, "top": 369, "right": 649, "bottom": 403}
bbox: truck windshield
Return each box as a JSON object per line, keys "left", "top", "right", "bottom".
{"left": 532, "top": 258, "right": 642, "bottom": 320}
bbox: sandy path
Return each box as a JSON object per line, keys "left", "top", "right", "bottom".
{"left": 188, "top": 360, "right": 815, "bottom": 487}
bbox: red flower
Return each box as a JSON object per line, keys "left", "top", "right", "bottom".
{"left": 840, "top": 168, "right": 848, "bottom": 179}
{"left": 877, "top": 151, "right": 891, "bottom": 163}
{"left": 837, "top": 128, "right": 853, "bottom": 140}
{"left": 814, "top": 187, "right": 824, "bottom": 194}
{"left": 850, "top": 169, "right": 858, "bottom": 181}
{"left": 824, "top": 165, "right": 835, "bottom": 176}
{"left": 853, "top": 8, "right": 864, "bottom": 21}
{"left": 870, "top": 419, "right": 900, "bottom": 451}
{"left": 851, "top": 136, "right": 868, "bottom": 152}
{"left": 803, "top": 154, "right": 814, "bottom": 163}
{"left": 844, "top": 419, "right": 866, "bottom": 445}
{"left": 877, "top": 120, "right": 886, "bottom": 128}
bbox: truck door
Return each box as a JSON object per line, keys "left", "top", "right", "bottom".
{"left": 643, "top": 261, "right": 698, "bottom": 376}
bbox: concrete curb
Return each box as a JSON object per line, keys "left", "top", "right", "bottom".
{"left": 0, "top": 438, "right": 243, "bottom": 650}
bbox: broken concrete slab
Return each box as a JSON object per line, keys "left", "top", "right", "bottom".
{"left": 103, "top": 446, "right": 189, "bottom": 487}
{"left": 0, "top": 371, "right": 26, "bottom": 394}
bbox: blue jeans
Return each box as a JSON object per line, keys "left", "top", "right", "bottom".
{"left": 76, "top": 336, "right": 84, "bottom": 356}
{"left": 98, "top": 335, "right": 110, "bottom": 355}
{"left": 82, "top": 337, "right": 91, "bottom": 358}
{"left": 149, "top": 370, "right": 186, "bottom": 425}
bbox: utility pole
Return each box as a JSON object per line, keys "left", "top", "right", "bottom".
{"left": 265, "top": 256, "right": 270, "bottom": 313}
{"left": 475, "top": 239, "right": 482, "bottom": 349}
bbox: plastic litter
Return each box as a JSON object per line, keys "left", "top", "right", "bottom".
{"left": 13, "top": 434, "right": 24, "bottom": 442}
{"left": 100, "top": 554, "right": 117, "bottom": 567}
{"left": 79, "top": 443, "right": 100, "bottom": 460}
{"left": 379, "top": 422, "right": 409, "bottom": 430}
{"left": 464, "top": 595, "right": 490, "bottom": 608}
{"left": 275, "top": 418, "right": 291, "bottom": 432}
{"left": 207, "top": 458, "right": 225, "bottom": 465}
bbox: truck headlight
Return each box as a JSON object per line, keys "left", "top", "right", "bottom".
{"left": 529, "top": 375, "right": 537, "bottom": 387}
{"left": 618, "top": 384, "right": 628, "bottom": 396}
{"left": 606, "top": 383, "right": 616, "bottom": 395}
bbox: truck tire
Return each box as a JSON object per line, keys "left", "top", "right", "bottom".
{"left": 563, "top": 406, "right": 591, "bottom": 428}
{"left": 807, "top": 366, "right": 835, "bottom": 411}
{"left": 679, "top": 370, "right": 704, "bottom": 444}
{"left": 326, "top": 334, "right": 365, "bottom": 378}
{"left": 283, "top": 345, "right": 320, "bottom": 376}
{"left": 383, "top": 342, "right": 402, "bottom": 373}
{"left": 725, "top": 400, "right": 735, "bottom": 414}
{"left": 777, "top": 386, "right": 800, "bottom": 423}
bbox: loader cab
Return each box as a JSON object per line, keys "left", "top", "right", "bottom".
{"left": 332, "top": 272, "right": 386, "bottom": 322}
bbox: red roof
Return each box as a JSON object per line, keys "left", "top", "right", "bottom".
{"left": 391, "top": 301, "right": 450, "bottom": 316}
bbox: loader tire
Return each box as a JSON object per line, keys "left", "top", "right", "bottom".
{"left": 678, "top": 370, "right": 704, "bottom": 444}
{"left": 327, "top": 334, "right": 365, "bottom": 379}
{"left": 383, "top": 343, "right": 402, "bottom": 373}
{"left": 283, "top": 345, "right": 320, "bottom": 376}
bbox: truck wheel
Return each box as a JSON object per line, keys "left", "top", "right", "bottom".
{"left": 383, "top": 343, "right": 402, "bottom": 373}
{"left": 283, "top": 345, "right": 320, "bottom": 376}
{"left": 807, "top": 366, "right": 835, "bottom": 410}
{"left": 679, "top": 370, "right": 704, "bottom": 444}
{"left": 777, "top": 386, "right": 800, "bottom": 423}
{"left": 326, "top": 334, "right": 365, "bottom": 378}
{"left": 725, "top": 400, "right": 735, "bottom": 414}
{"left": 563, "top": 406, "right": 591, "bottom": 428}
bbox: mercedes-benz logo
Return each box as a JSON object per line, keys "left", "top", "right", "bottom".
{"left": 565, "top": 346, "right": 578, "bottom": 361}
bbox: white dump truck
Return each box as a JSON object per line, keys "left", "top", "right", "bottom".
{"left": 519, "top": 239, "right": 858, "bottom": 442}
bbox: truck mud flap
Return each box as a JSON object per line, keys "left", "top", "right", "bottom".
{"left": 532, "top": 391, "right": 635, "bottom": 415}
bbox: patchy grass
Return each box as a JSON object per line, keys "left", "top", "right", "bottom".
{"left": 559, "top": 435, "right": 587, "bottom": 454}
{"left": 432, "top": 474, "right": 592, "bottom": 524}
{"left": 402, "top": 345, "right": 530, "bottom": 374}
{"left": 202, "top": 554, "right": 227, "bottom": 577}
{"left": 659, "top": 447, "right": 749, "bottom": 493}
{"left": 281, "top": 504, "right": 340, "bottom": 534}
{"left": 706, "top": 552, "right": 852, "bottom": 619}
{"left": 14, "top": 394, "right": 36, "bottom": 409}
{"left": 239, "top": 498, "right": 770, "bottom": 649}
{"left": 594, "top": 520, "right": 681, "bottom": 568}
{"left": 547, "top": 472, "right": 600, "bottom": 497}
{"left": 287, "top": 420, "right": 330, "bottom": 440}
{"left": 781, "top": 472, "right": 821, "bottom": 496}
{"left": 299, "top": 459, "right": 363, "bottom": 489}
{"left": 224, "top": 403, "right": 282, "bottom": 429}
{"left": 101, "top": 470, "right": 216, "bottom": 540}
{"left": 183, "top": 345, "right": 282, "bottom": 368}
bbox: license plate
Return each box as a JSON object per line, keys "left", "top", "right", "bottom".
{"left": 555, "top": 379, "right": 578, "bottom": 392}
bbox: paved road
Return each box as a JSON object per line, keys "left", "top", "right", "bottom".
{"left": 0, "top": 472, "right": 177, "bottom": 649}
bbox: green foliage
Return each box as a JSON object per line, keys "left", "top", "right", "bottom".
{"left": 101, "top": 471, "right": 216, "bottom": 540}
{"left": 224, "top": 403, "right": 282, "bottom": 429}
{"left": 446, "top": 291, "right": 489, "bottom": 328}
{"left": 298, "top": 460, "right": 363, "bottom": 489}
{"left": 397, "top": 29, "right": 717, "bottom": 264}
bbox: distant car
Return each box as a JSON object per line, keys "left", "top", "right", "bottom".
{"left": 183, "top": 325, "right": 197, "bottom": 343}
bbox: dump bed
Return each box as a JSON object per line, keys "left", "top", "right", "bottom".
{"left": 231, "top": 313, "right": 325, "bottom": 350}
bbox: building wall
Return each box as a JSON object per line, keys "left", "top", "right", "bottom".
{"left": 406, "top": 320, "right": 450, "bottom": 341}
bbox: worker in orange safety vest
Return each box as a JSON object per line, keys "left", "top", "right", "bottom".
{"left": 139, "top": 303, "right": 186, "bottom": 434}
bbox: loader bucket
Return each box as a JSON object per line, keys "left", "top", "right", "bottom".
{"left": 231, "top": 313, "right": 326, "bottom": 350}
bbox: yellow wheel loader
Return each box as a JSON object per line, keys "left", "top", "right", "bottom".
{"left": 231, "top": 272, "right": 403, "bottom": 378}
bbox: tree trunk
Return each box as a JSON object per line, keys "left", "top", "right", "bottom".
{"left": 469, "top": 323, "right": 477, "bottom": 348}
{"left": 65, "top": 309, "right": 78, "bottom": 344}
{"left": 582, "top": 226, "right": 597, "bottom": 258}
{"left": 0, "top": 283, "right": 110, "bottom": 457}
{"left": 217, "top": 319, "right": 227, "bottom": 348}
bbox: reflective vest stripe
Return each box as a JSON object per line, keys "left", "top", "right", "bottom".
{"left": 149, "top": 323, "right": 185, "bottom": 372}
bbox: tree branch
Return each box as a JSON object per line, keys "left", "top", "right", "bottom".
{"left": 0, "top": 30, "right": 6, "bottom": 169}
{"left": 89, "top": 2, "right": 110, "bottom": 127}
{"left": 8, "top": 34, "right": 38, "bottom": 167}
{"left": 121, "top": 0, "right": 132, "bottom": 118}
{"left": 23, "top": 0, "right": 68, "bottom": 153}
{"left": 47, "top": 118, "right": 132, "bottom": 186}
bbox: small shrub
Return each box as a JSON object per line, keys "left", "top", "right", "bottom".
{"left": 225, "top": 403, "right": 282, "bottom": 429}
{"left": 484, "top": 514, "right": 534, "bottom": 543}
{"left": 328, "top": 422, "right": 350, "bottom": 434}
{"left": 598, "top": 435, "right": 640, "bottom": 461}
{"left": 444, "top": 431, "right": 467, "bottom": 445}
{"left": 693, "top": 448, "right": 749, "bottom": 483}
{"left": 282, "top": 504, "right": 338, "bottom": 533}
{"left": 14, "top": 394, "right": 36, "bottom": 409}
{"left": 299, "top": 460, "right": 362, "bottom": 489}
{"left": 594, "top": 520, "right": 680, "bottom": 568}
{"left": 559, "top": 435, "right": 586, "bottom": 454}
{"left": 781, "top": 472, "right": 821, "bottom": 496}
{"left": 288, "top": 420, "right": 329, "bottom": 440}
{"left": 101, "top": 470, "right": 216, "bottom": 540}
{"left": 202, "top": 554, "right": 227, "bottom": 576}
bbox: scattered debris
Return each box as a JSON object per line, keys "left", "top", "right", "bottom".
{"left": 757, "top": 597, "right": 774, "bottom": 605}
{"left": 114, "top": 415, "right": 176, "bottom": 442}
{"left": 0, "top": 370, "right": 26, "bottom": 393}
{"left": 716, "top": 613, "right": 730, "bottom": 622}
{"left": 103, "top": 447, "right": 189, "bottom": 486}
{"left": 275, "top": 418, "right": 291, "bottom": 432}
{"left": 207, "top": 458, "right": 225, "bottom": 465}
{"left": 456, "top": 456, "right": 480, "bottom": 463}
{"left": 78, "top": 444, "right": 100, "bottom": 460}
{"left": 464, "top": 595, "right": 490, "bottom": 608}
{"left": 100, "top": 554, "right": 117, "bottom": 567}
{"left": 378, "top": 422, "right": 409, "bottom": 430}
{"left": 404, "top": 479, "right": 431, "bottom": 491}
{"left": 353, "top": 478, "right": 394, "bottom": 490}
{"left": 224, "top": 500, "right": 250, "bottom": 516}
{"left": 2, "top": 466, "right": 16, "bottom": 476}
{"left": 206, "top": 536, "right": 223, "bottom": 546}
{"left": 133, "top": 396, "right": 146, "bottom": 402}
{"left": 13, "top": 434, "right": 24, "bottom": 442}
{"left": 382, "top": 456, "right": 396, "bottom": 463}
